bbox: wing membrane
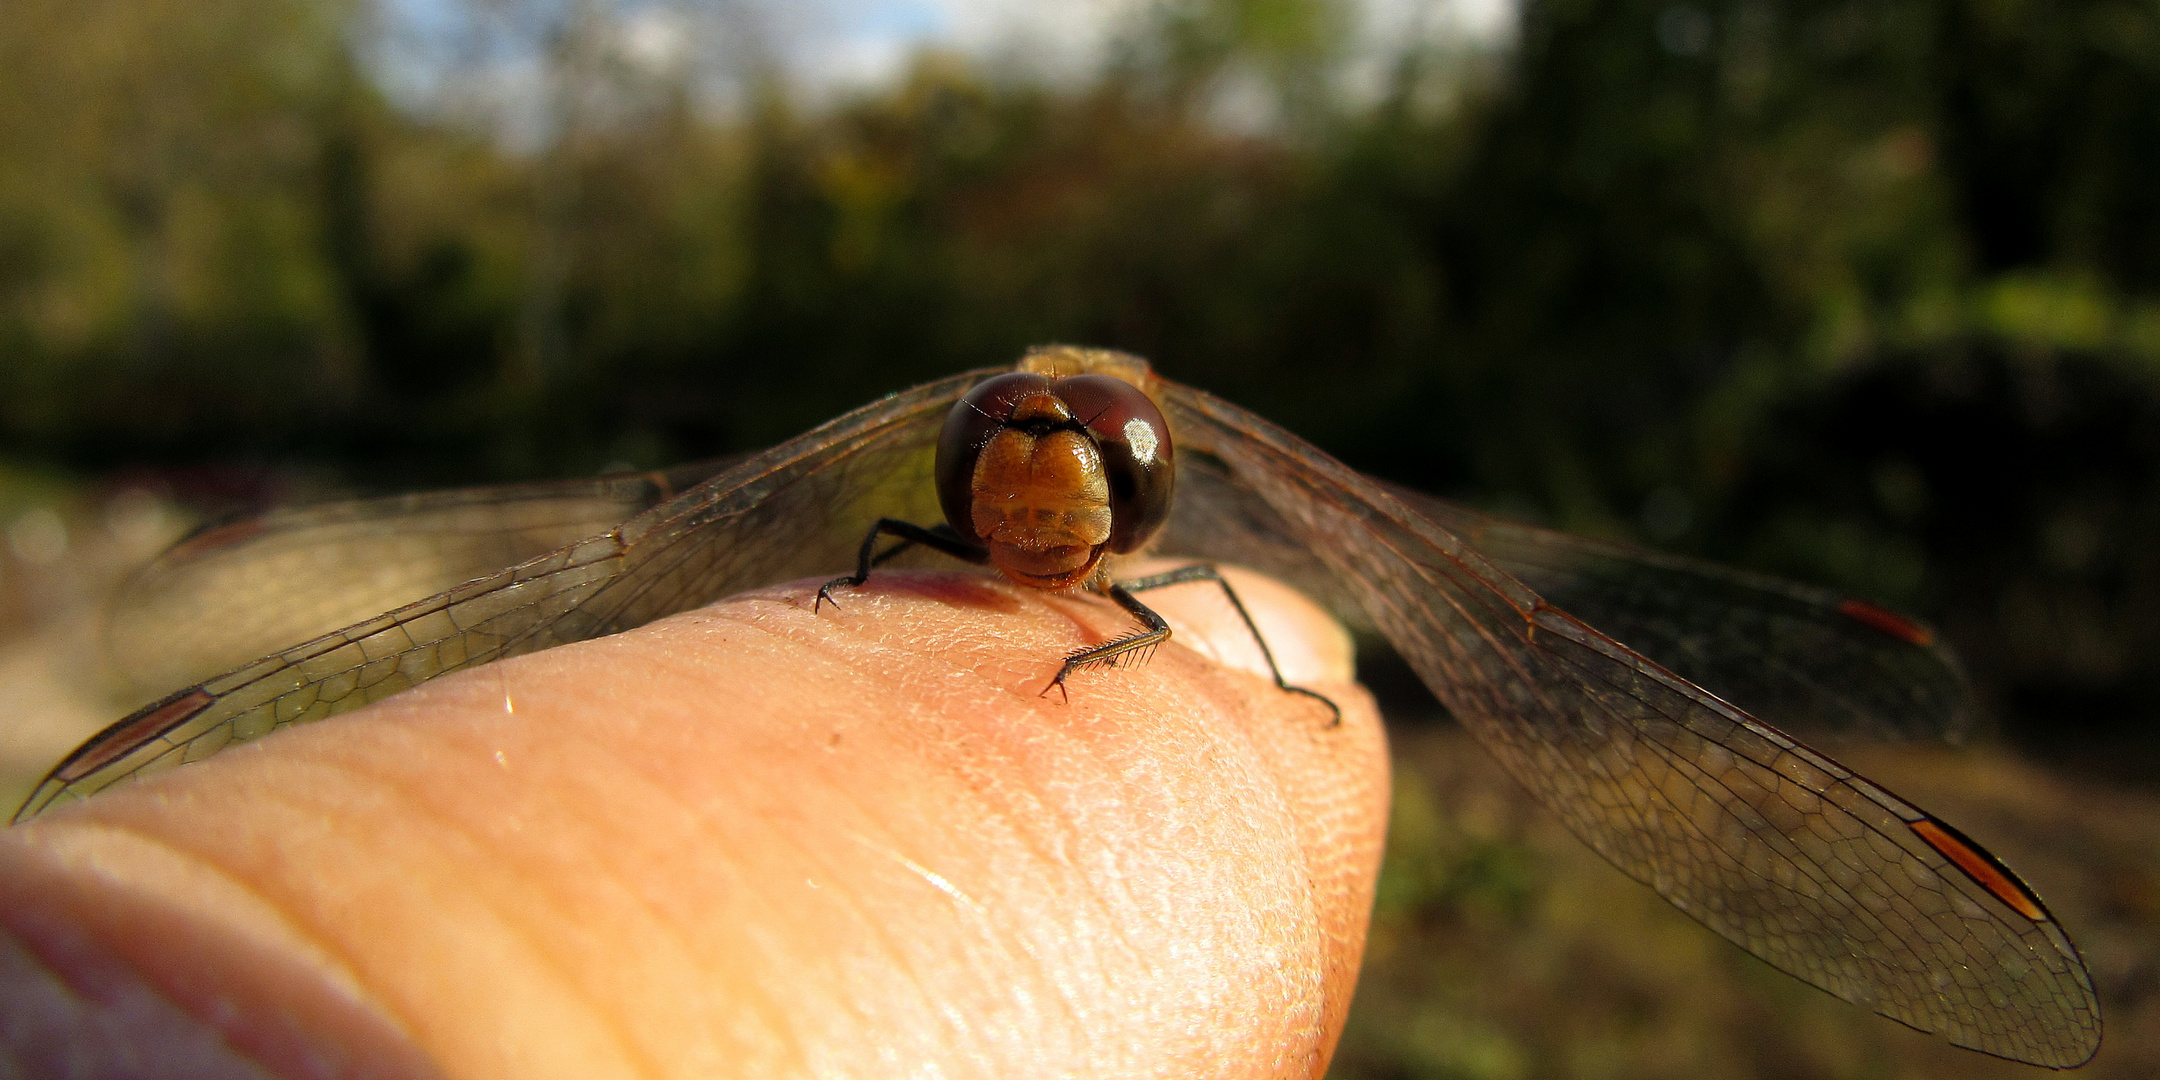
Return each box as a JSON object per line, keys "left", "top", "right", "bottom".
{"left": 1160, "top": 381, "right": 2100, "bottom": 1069}
{"left": 1387, "top": 487, "right": 1974, "bottom": 744}
{"left": 14, "top": 374, "right": 985, "bottom": 821}
{"left": 105, "top": 460, "right": 734, "bottom": 695}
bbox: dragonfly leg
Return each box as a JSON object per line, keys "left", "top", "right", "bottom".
{"left": 1045, "top": 564, "right": 1342, "bottom": 727}
{"left": 1040, "top": 583, "right": 1168, "bottom": 705}
{"left": 816, "top": 519, "right": 988, "bottom": 611}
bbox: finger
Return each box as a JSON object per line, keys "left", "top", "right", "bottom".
{"left": 0, "top": 568, "right": 1388, "bottom": 1079}
{"left": 1113, "top": 557, "right": 1354, "bottom": 686}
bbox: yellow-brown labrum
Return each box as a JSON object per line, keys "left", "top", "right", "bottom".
{"left": 968, "top": 389, "right": 1115, "bottom": 589}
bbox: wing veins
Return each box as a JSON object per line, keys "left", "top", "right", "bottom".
{"left": 1164, "top": 382, "right": 2098, "bottom": 1065}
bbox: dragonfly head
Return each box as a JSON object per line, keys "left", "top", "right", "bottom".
{"left": 936, "top": 361, "right": 1175, "bottom": 591}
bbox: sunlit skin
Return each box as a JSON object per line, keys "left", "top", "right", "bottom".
{"left": 0, "top": 565, "right": 1386, "bottom": 1079}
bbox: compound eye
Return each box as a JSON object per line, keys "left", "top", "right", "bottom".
{"left": 1054, "top": 374, "right": 1174, "bottom": 553}
{"left": 935, "top": 372, "right": 1052, "bottom": 546}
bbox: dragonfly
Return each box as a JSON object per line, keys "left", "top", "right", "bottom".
{"left": 14, "top": 346, "right": 2101, "bottom": 1068}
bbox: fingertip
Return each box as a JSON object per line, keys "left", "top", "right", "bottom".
{"left": 6, "top": 568, "right": 1388, "bottom": 1078}
{"left": 1118, "top": 558, "right": 1357, "bottom": 688}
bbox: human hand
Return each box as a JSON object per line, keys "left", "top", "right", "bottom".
{"left": 0, "top": 565, "right": 1388, "bottom": 1079}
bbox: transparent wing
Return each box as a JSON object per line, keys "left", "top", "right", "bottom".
{"left": 1166, "top": 466, "right": 1971, "bottom": 744}
{"left": 1385, "top": 486, "right": 1974, "bottom": 744}
{"left": 105, "top": 460, "right": 734, "bottom": 696}
{"left": 14, "top": 373, "right": 988, "bottom": 822}
{"left": 1158, "top": 381, "right": 2101, "bottom": 1069}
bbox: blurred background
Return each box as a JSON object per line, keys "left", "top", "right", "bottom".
{"left": 0, "top": 0, "right": 2157, "bottom": 1074}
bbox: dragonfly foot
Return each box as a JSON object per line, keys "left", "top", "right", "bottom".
{"left": 814, "top": 576, "right": 865, "bottom": 613}
{"left": 1287, "top": 685, "right": 1343, "bottom": 729}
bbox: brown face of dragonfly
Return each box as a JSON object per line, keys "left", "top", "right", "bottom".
{"left": 936, "top": 371, "right": 1174, "bottom": 590}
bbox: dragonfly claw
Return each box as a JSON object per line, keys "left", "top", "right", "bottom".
{"left": 1037, "top": 676, "right": 1072, "bottom": 705}
{"left": 813, "top": 576, "right": 862, "bottom": 613}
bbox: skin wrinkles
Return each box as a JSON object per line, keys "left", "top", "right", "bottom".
{"left": 762, "top": 587, "right": 1155, "bottom": 1046}
{"left": 678, "top": 636, "right": 988, "bottom": 1064}
{"left": 800, "top": 601, "right": 1129, "bottom": 1048}
{"left": 575, "top": 754, "right": 819, "bottom": 1074}
{"left": 473, "top": 664, "right": 822, "bottom": 1070}
{"left": 612, "top": 594, "right": 1115, "bottom": 1070}
{"left": 729, "top": 590, "right": 1188, "bottom": 1070}
{"left": 357, "top": 651, "right": 820, "bottom": 1076}
{"left": 65, "top": 779, "right": 440, "bottom": 1037}
{"left": 790, "top": 570, "right": 1361, "bottom": 1073}
{"left": 2, "top": 566, "right": 1384, "bottom": 1079}
{"left": 1064, "top": 606, "right": 1339, "bottom": 1059}
{"left": 499, "top": 622, "right": 905, "bottom": 1072}
{"left": 279, "top": 714, "right": 671, "bottom": 1078}
{"left": 25, "top": 820, "right": 379, "bottom": 1015}
{"left": 163, "top": 676, "right": 726, "bottom": 1076}
{"left": 0, "top": 819, "right": 435, "bottom": 1080}
{"left": 406, "top": 741, "right": 676, "bottom": 1071}
{"left": 830, "top": 831, "right": 1001, "bottom": 1057}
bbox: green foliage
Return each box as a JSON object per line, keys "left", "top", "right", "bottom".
{"left": 2, "top": 0, "right": 2158, "bottom": 767}
{"left": 0, "top": 0, "right": 361, "bottom": 445}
